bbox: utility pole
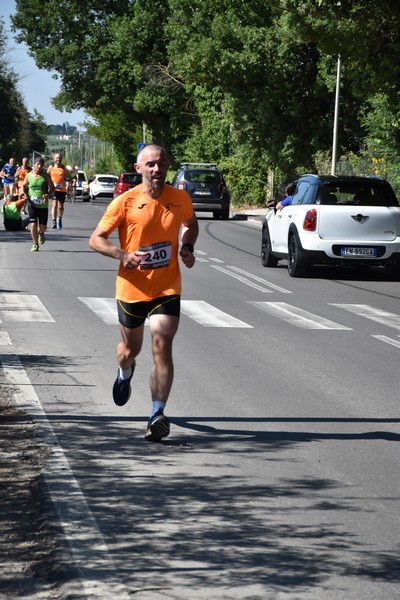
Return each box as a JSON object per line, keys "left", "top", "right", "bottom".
{"left": 331, "top": 55, "right": 341, "bottom": 175}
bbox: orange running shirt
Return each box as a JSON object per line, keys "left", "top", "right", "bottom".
{"left": 48, "top": 165, "right": 68, "bottom": 192}
{"left": 98, "top": 185, "right": 195, "bottom": 302}
{"left": 17, "top": 167, "right": 30, "bottom": 183}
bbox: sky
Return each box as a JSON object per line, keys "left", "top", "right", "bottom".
{"left": 2, "top": 0, "right": 87, "bottom": 128}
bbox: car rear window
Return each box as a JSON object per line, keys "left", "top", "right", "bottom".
{"left": 319, "top": 182, "right": 399, "bottom": 207}
{"left": 98, "top": 176, "right": 117, "bottom": 184}
{"left": 184, "top": 170, "right": 220, "bottom": 184}
{"left": 121, "top": 173, "right": 142, "bottom": 185}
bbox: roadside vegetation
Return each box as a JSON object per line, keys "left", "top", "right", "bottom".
{"left": 4, "top": 1, "right": 400, "bottom": 203}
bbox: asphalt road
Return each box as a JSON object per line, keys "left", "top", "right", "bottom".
{"left": 0, "top": 198, "right": 399, "bottom": 599}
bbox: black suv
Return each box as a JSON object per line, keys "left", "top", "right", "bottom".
{"left": 171, "top": 163, "right": 230, "bottom": 219}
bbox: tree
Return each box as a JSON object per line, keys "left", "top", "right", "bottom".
{"left": 0, "top": 19, "right": 47, "bottom": 163}
{"left": 11, "top": 1, "right": 400, "bottom": 203}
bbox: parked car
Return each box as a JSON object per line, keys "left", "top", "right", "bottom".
{"left": 89, "top": 174, "right": 118, "bottom": 200}
{"left": 113, "top": 172, "right": 142, "bottom": 198}
{"left": 171, "top": 163, "right": 230, "bottom": 220}
{"left": 261, "top": 174, "right": 400, "bottom": 277}
{"left": 74, "top": 170, "right": 90, "bottom": 202}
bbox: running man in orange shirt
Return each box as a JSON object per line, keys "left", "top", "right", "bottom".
{"left": 47, "top": 152, "right": 72, "bottom": 229}
{"left": 89, "top": 144, "right": 198, "bottom": 442}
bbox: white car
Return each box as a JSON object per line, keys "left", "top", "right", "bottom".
{"left": 89, "top": 174, "right": 118, "bottom": 200}
{"left": 261, "top": 174, "right": 400, "bottom": 277}
{"left": 74, "top": 170, "right": 90, "bottom": 202}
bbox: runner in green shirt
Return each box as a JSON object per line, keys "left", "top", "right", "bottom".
{"left": 21, "top": 157, "right": 55, "bottom": 252}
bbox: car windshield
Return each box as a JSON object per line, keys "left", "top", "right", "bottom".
{"left": 185, "top": 170, "right": 220, "bottom": 184}
{"left": 78, "top": 173, "right": 86, "bottom": 182}
{"left": 122, "top": 173, "right": 142, "bottom": 185}
{"left": 319, "top": 181, "right": 399, "bottom": 207}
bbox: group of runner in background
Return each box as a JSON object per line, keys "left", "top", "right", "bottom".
{"left": 0, "top": 154, "right": 79, "bottom": 251}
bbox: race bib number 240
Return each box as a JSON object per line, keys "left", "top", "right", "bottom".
{"left": 138, "top": 242, "right": 172, "bottom": 270}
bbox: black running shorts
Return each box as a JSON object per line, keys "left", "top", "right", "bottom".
{"left": 28, "top": 203, "right": 48, "bottom": 225}
{"left": 54, "top": 191, "right": 67, "bottom": 203}
{"left": 117, "top": 295, "right": 181, "bottom": 329}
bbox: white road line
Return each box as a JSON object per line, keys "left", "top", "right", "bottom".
{"left": 211, "top": 265, "right": 274, "bottom": 293}
{"left": 250, "top": 302, "right": 352, "bottom": 330}
{"left": 0, "top": 293, "right": 55, "bottom": 322}
{"left": 0, "top": 331, "right": 11, "bottom": 345}
{"left": 372, "top": 335, "right": 400, "bottom": 348}
{"left": 1, "top": 355, "right": 131, "bottom": 599}
{"left": 330, "top": 303, "right": 400, "bottom": 331}
{"left": 181, "top": 300, "right": 252, "bottom": 328}
{"left": 226, "top": 265, "right": 292, "bottom": 293}
{"left": 78, "top": 297, "right": 118, "bottom": 324}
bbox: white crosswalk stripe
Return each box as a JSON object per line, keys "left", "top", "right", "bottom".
{"left": 0, "top": 293, "right": 55, "bottom": 322}
{"left": 211, "top": 265, "right": 292, "bottom": 294}
{"left": 330, "top": 303, "right": 400, "bottom": 331}
{"left": 77, "top": 298, "right": 252, "bottom": 328}
{"left": 78, "top": 297, "right": 118, "bottom": 324}
{"left": 1, "top": 295, "right": 399, "bottom": 342}
{"left": 181, "top": 300, "right": 252, "bottom": 328}
{"left": 372, "top": 335, "right": 400, "bottom": 349}
{"left": 225, "top": 266, "right": 292, "bottom": 294}
{"left": 249, "top": 301, "right": 352, "bottom": 330}
{"left": 0, "top": 331, "right": 11, "bottom": 345}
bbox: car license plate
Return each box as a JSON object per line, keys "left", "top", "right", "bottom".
{"left": 341, "top": 247, "right": 377, "bottom": 256}
{"left": 194, "top": 190, "right": 212, "bottom": 196}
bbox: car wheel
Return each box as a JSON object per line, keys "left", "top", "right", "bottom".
{"left": 261, "top": 228, "right": 278, "bottom": 267}
{"left": 220, "top": 207, "right": 230, "bottom": 220}
{"left": 386, "top": 261, "right": 400, "bottom": 281}
{"left": 287, "top": 232, "right": 307, "bottom": 277}
{"left": 213, "top": 211, "right": 221, "bottom": 220}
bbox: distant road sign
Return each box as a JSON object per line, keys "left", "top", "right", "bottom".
{"left": 137, "top": 142, "right": 146, "bottom": 152}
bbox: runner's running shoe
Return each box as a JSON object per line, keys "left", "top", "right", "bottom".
{"left": 145, "top": 409, "right": 170, "bottom": 442}
{"left": 52, "top": 221, "right": 57, "bottom": 229}
{"left": 39, "top": 232, "right": 45, "bottom": 245}
{"left": 30, "top": 244, "right": 39, "bottom": 252}
{"left": 112, "top": 369, "right": 134, "bottom": 406}
{"left": 57, "top": 218, "right": 62, "bottom": 229}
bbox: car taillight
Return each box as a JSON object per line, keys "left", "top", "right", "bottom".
{"left": 219, "top": 181, "right": 226, "bottom": 193}
{"left": 178, "top": 180, "right": 186, "bottom": 190}
{"left": 303, "top": 209, "right": 317, "bottom": 231}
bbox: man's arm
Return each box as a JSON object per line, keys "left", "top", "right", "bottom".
{"left": 46, "top": 174, "right": 56, "bottom": 195}
{"left": 89, "top": 226, "right": 141, "bottom": 269}
{"left": 180, "top": 213, "right": 199, "bottom": 268}
{"left": 64, "top": 167, "right": 72, "bottom": 183}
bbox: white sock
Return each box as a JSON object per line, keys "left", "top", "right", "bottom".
{"left": 118, "top": 366, "right": 133, "bottom": 380}
{"left": 151, "top": 400, "right": 166, "bottom": 417}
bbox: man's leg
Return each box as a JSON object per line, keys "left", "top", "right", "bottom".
{"left": 145, "top": 314, "right": 179, "bottom": 442}
{"left": 112, "top": 323, "right": 144, "bottom": 406}
{"left": 149, "top": 313, "right": 180, "bottom": 404}
{"left": 30, "top": 221, "right": 39, "bottom": 249}
{"left": 51, "top": 198, "right": 57, "bottom": 227}
{"left": 117, "top": 323, "right": 144, "bottom": 371}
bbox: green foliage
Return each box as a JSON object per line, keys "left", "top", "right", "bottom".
{"left": 10, "top": 1, "right": 400, "bottom": 203}
{"left": 0, "top": 19, "right": 47, "bottom": 163}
